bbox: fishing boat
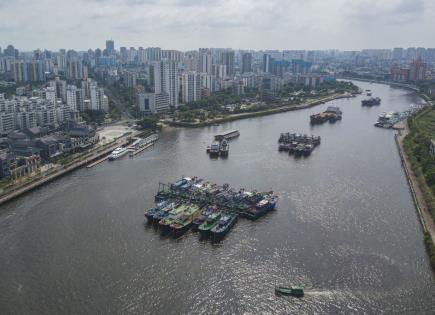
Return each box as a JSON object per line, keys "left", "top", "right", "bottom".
{"left": 158, "top": 204, "right": 190, "bottom": 233}
{"left": 294, "top": 143, "right": 305, "bottom": 157}
{"left": 244, "top": 196, "right": 277, "bottom": 220}
{"left": 275, "top": 286, "right": 304, "bottom": 297}
{"left": 192, "top": 206, "right": 215, "bottom": 231}
{"left": 303, "top": 144, "right": 314, "bottom": 156}
{"left": 198, "top": 211, "right": 222, "bottom": 238}
{"left": 108, "top": 147, "right": 128, "bottom": 160}
{"left": 210, "top": 212, "right": 238, "bottom": 241}
{"left": 219, "top": 139, "right": 229, "bottom": 157}
{"left": 170, "top": 205, "right": 201, "bottom": 237}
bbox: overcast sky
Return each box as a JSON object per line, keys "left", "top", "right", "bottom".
{"left": 0, "top": 0, "right": 434, "bottom": 51}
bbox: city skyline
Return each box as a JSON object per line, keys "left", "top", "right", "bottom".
{"left": 0, "top": 0, "right": 434, "bottom": 51}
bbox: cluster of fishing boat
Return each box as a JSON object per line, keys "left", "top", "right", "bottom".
{"left": 206, "top": 130, "right": 240, "bottom": 158}
{"left": 144, "top": 177, "right": 277, "bottom": 241}
{"left": 278, "top": 133, "right": 321, "bottom": 156}
{"left": 374, "top": 104, "right": 424, "bottom": 128}
{"left": 310, "top": 106, "right": 342, "bottom": 124}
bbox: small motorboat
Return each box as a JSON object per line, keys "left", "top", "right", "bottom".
{"left": 275, "top": 285, "right": 304, "bottom": 297}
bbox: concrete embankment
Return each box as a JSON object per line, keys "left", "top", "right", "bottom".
{"left": 0, "top": 140, "right": 127, "bottom": 206}
{"left": 394, "top": 121, "right": 435, "bottom": 244}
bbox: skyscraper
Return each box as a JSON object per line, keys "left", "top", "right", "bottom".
{"left": 198, "top": 49, "right": 213, "bottom": 74}
{"left": 106, "top": 40, "right": 115, "bottom": 55}
{"left": 222, "top": 50, "right": 234, "bottom": 77}
{"left": 241, "top": 53, "right": 252, "bottom": 73}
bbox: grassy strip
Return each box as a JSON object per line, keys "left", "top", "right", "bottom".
{"left": 424, "top": 232, "right": 435, "bottom": 270}
{"left": 402, "top": 106, "right": 435, "bottom": 270}
{"left": 169, "top": 94, "right": 345, "bottom": 128}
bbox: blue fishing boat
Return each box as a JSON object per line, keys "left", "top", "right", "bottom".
{"left": 210, "top": 212, "right": 238, "bottom": 241}
{"left": 244, "top": 196, "right": 277, "bottom": 220}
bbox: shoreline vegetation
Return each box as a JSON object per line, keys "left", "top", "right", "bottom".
{"left": 167, "top": 93, "right": 352, "bottom": 128}
{"left": 397, "top": 106, "right": 435, "bottom": 271}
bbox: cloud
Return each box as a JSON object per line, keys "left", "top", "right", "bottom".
{"left": 0, "top": 0, "right": 434, "bottom": 51}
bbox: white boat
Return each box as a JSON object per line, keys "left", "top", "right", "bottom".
{"left": 108, "top": 147, "right": 128, "bottom": 160}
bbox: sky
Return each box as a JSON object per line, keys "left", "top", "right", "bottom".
{"left": 0, "top": 0, "right": 434, "bottom": 52}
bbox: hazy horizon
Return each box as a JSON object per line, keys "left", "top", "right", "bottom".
{"left": 0, "top": 0, "right": 434, "bottom": 51}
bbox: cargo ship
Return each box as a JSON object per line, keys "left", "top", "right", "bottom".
{"left": 362, "top": 97, "right": 381, "bottom": 106}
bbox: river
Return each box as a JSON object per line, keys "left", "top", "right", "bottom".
{"left": 1, "top": 81, "right": 434, "bottom": 314}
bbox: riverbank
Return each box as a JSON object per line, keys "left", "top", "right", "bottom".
{"left": 395, "top": 119, "right": 435, "bottom": 270}
{"left": 339, "top": 76, "right": 434, "bottom": 103}
{"left": 168, "top": 93, "right": 352, "bottom": 128}
{"left": 0, "top": 135, "right": 133, "bottom": 206}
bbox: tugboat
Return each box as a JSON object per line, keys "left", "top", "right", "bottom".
{"left": 209, "top": 141, "right": 220, "bottom": 157}
{"left": 275, "top": 285, "right": 304, "bottom": 297}
{"left": 198, "top": 211, "right": 222, "bottom": 238}
{"left": 210, "top": 212, "right": 238, "bottom": 241}
{"left": 219, "top": 139, "right": 229, "bottom": 157}
{"left": 361, "top": 97, "right": 381, "bottom": 106}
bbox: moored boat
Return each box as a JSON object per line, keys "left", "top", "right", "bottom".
{"left": 198, "top": 211, "right": 222, "bottom": 238}
{"left": 108, "top": 147, "right": 128, "bottom": 160}
{"left": 362, "top": 97, "right": 381, "bottom": 106}
{"left": 210, "top": 212, "right": 238, "bottom": 241}
{"left": 214, "top": 130, "right": 240, "bottom": 141}
{"left": 192, "top": 206, "right": 215, "bottom": 231}
{"left": 244, "top": 195, "right": 277, "bottom": 220}
{"left": 209, "top": 141, "right": 220, "bottom": 157}
{"left": 170, "top": 205, "right": 201, "bottom": 237}
{"left": 219, "top": 139, "right": 229, "bottom": 157}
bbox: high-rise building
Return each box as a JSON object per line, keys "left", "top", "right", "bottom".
{"left": 409, "top": 58, "right": 426, "bottom": 81}
{"left": 392, "top": 48, "right": 404, "bottom": 60}
{"left": 198, "top": 49, "right": 213, "bottom": 74}
{"left": 184, "top": 51, "right": 198, "bottom": 72}
{"left": 263, "top": 54, "right": 273, "bottom": 73}
{"left": 153, "top": 60, "right": 179, "bottom": 107}
{"left": 181, "top": 72, "right": 201, "bottom": 103}
{"left": 222, "top": 50, "right": 234, "bottom": 77}
{"left": 106, "top": 39, "right": 115, "bottom": 55}
{"left": 242, "top": 53, "right": 252, "bottom": 73}
{"left": 146, "top": 47, "right": 162, "bottom": 62}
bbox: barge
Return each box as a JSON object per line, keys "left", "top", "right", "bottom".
{"left": 362, "top": 97, "right": 381, "bottom": 106}
{"left": 214, "top": 130, "right": 240, "bottom": 141}
{"left": 310, "top": 106, "right": 342, "bottom": 124}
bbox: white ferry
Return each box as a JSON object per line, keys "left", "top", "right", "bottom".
{"left": 108, "top": 147, "right": 128, "bottom": 161}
